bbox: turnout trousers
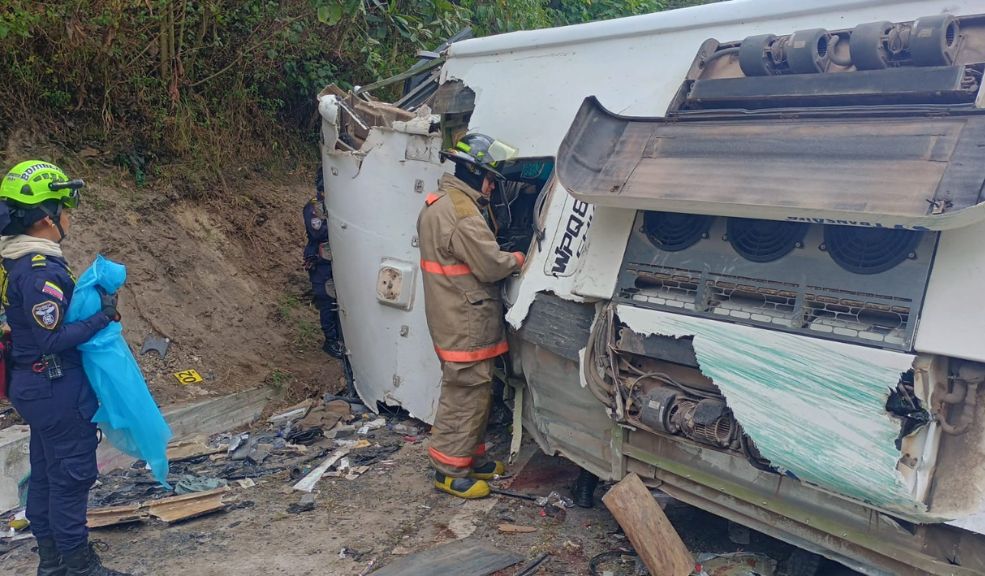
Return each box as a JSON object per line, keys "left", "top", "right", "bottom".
{"left": 9, "top": 366, "right": 99, "bottom": 553}
{"left": 428, "top": 358, "right": 495, "bottom": 477}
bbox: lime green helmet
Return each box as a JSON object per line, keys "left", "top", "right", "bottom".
{"left": 440, "top": 133, "right": 519, "bottom": 181}
{"left": 1, "top": 160, "right": 83, "bottom": 209}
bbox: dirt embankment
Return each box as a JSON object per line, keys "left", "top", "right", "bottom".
{"left": 0, "top": 153, "right": 342, "bottom": 420}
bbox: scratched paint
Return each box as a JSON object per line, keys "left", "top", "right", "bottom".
{"left": 616, "top": 305, "right": 924, "bottom": 513}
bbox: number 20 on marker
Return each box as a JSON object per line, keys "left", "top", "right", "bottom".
{"left": 174, "top": 369, "right": 203, "bottom": 385}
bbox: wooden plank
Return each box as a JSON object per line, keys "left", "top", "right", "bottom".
{"left": 293, "top": 447, "right": 350, "bottom": 492}
{"left": 602, "top": 473, "right": 693, "bottom": 576}
{"left": 147, "top": 487, "right": 229, "bottom": 523}
{"left": 371, "top": 539, "right": 523, "bottom": 576}
{"left": 87, "top": 504, "right": 147, "bottom": 529}
{"left": 166, "top": 436, "right": 223, "bottom": 462}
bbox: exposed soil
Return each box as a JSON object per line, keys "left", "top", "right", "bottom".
{"left": 0, "top": 422, "right": 858, "bottom": 576}
{"left": 0, "top": 167, "right": 343, "bottom": 425}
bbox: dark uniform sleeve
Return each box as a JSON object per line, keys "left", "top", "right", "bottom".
{"left": 304, "top": 201, "right": 328, "bottom": 244}
{"left": 20, "top": 267, "right": 111, "bottom": 355}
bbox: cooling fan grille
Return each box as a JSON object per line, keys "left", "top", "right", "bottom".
{"left": 643, "top": 211, "right": 714, "bottom": 252}
{"left": 727, "top": 218, "right": 808, "bottom": 263}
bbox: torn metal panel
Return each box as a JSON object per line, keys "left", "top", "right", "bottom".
{"left": 616, "top": 304, "right": 925, "bottom": 513}
{"left": 503, "top": 184, "right": 594, "bottom": 330}
{"left": 431, "top": 80, "right": 475, "bottom": 114}
{"left": 514, "top": 340, "right": 613, "bottom": 479}
{"left": 320, "top": 125, "right": 447, "bottom": 423}
{"left": 515, "top": 293, "right": 595, "bottom": 362}
{"left": 318, "top": 85, "right": 415, "bottom": 151}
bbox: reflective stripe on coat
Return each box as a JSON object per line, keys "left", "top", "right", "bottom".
{"left": 416, "top": 174, "right": 524, "bottom": 362}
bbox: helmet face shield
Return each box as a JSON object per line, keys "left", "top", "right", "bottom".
{"left": 48, "top": 179, "right": 84, "bottom": 209}
{"left": 61, "top": 188, "right": 81, "bottom": 209}
{"left": 486, "top": 140, "right": 519, "bottom": 164}
{"left": 443, "top": 133, "right": 519, "bottom": 183}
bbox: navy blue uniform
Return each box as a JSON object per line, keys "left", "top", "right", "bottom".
{"left": 3, "top": 252, "right": 111, "bottom": 553}
{"left": 303, "top": 198, "right": 340, "bottom": 347}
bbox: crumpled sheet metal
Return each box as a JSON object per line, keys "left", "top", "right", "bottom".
{"left": 616, "top": 305, "right": 921, "bottom": 513}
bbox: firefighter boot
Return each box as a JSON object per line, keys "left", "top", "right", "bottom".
{"left": 36, "top": 538, "right": 66, "bottom": 576}
{"left": 434, "top": 471, "right": 491, "bottom": 499}
{"left": 63, "top": 542, "right": 132, "bottom": 576}
{"left": 571, "top": 469, "right": 600, "bottom": 509}
{"left": 469, "top": 460, "right": 506, "bottom": 481}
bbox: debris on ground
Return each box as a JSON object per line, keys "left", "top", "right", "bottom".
{"left": 167, "top": 435, "right": 224, "bottom": 461}
{"left": 287, "top": 493, "right": 317, "bottom": 514}
{"left": 86, "top": 504, "right": 147, "bottom": 529}
{"left": 514, "top": 552, "right": 551, "bottom": 576}
{"left": 0, "top": 396, "right": 836, "bottom": 576}
{"left": 174, "top": 475, "right": 228, "bottom": 495}
{"left": 370, "top": 538, "right": 523, "bottom": 576}
{"left": 86, "top": 487, "right": 231, "bottom": 527}
{"left": 292, "top": 447, "right": 351, "bottom": 492}
{"left": 602, "top": 473, "right": 694, "bottom": 576}
{"left": 695, "top": 552, "right": 777, "bottom": 576}
{"left": 139, "top": 334, "right": 171, "bottom": 358}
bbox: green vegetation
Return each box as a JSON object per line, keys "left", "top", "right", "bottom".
{"left": 0, "top": 0, "right": 713, "bottom": 188}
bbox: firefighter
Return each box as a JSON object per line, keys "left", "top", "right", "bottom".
{"left": 304, "top": 169, "right": 343, "bottom": 358}
{"left": 417, "top": 134, "right": 525, "bottom": 499}
{"left": 0, "top": 161, "right": 129, "bottom": 575}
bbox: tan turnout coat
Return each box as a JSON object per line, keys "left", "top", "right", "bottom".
{"left": 417, "top": 174, "right": 523, "bottom": 363}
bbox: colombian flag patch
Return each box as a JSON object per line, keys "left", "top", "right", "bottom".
{"left": 41, "top": 281, "right": 64, "bottom": 301}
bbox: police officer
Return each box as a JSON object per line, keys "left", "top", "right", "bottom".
{"left": 304, "top": 169, "right": 343, "bottom": 358}
{"left": 0, "top": 161, "right": 128, "bottom": 576}
{"left": 417, "top": 134, "right": 525, "bottom": 499}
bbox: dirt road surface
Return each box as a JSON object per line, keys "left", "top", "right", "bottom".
{"left": 1, "top": 420, "right": 855, "bottom": 575}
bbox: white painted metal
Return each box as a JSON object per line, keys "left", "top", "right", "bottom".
{"left": 442, "top": 0, "right": 980, "bottom": 157}
{"left": 321, "top": 0, "right": 985, "bottom": 425}
{"left": 320, "top": 115, "right": 446, "bottom": 421}
{"left": 917, "top": 219, "right": 985, "bottom": 362}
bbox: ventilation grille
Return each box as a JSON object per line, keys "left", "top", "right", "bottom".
{"left": 643, "top": 212, "right": 713, "bottom": 252}
{"left": 727, "top": 218, "right": 808, "bottom": 263}
{"left": 622, "top": 265, "right": 914, "bottom": 349}
{"left": 824, "top": 226, "right": 923, "bottom": 275}
{"left": 619, "top": 213, "right": 935, "bottom": 351}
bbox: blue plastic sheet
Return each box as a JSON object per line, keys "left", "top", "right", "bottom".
{"left": 66, "top": 255, "right": 172, "bottom": 487}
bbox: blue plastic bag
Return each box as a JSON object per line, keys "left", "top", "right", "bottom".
{"left": 66, "top": 255, "right": 172, "bottom": 487}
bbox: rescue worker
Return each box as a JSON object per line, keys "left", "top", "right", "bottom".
{"left": 303, "top": 169, "right": 343, "bottom": 358}
{"left": 417, "top": 134, "right": 525, "bottom": 499}
{"left": 0, "top": 161, "right": 128, "bottom": 576}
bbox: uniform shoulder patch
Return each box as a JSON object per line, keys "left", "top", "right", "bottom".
{"left": 32, "top": 300, "right": 60, "bottom": 330}
{"left": 448, "top": 189, "right": 479, "bottom": 218}
{"left": 41, "top": 281, "right": 64, "bottom": 301}
{"left": 31, "top": 254, "right": 46, "bottom": 268}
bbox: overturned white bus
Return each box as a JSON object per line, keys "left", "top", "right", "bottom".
{"left": 319, "top": 1, "right": 985, "bottom": 573}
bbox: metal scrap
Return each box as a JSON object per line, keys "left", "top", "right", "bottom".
{"left": 139, "top": 334, "right": 170, "bottom": 358}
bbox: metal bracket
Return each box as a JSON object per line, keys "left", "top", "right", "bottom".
{"left": 509, "top": 385, "right": 524, "bottom": 464}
